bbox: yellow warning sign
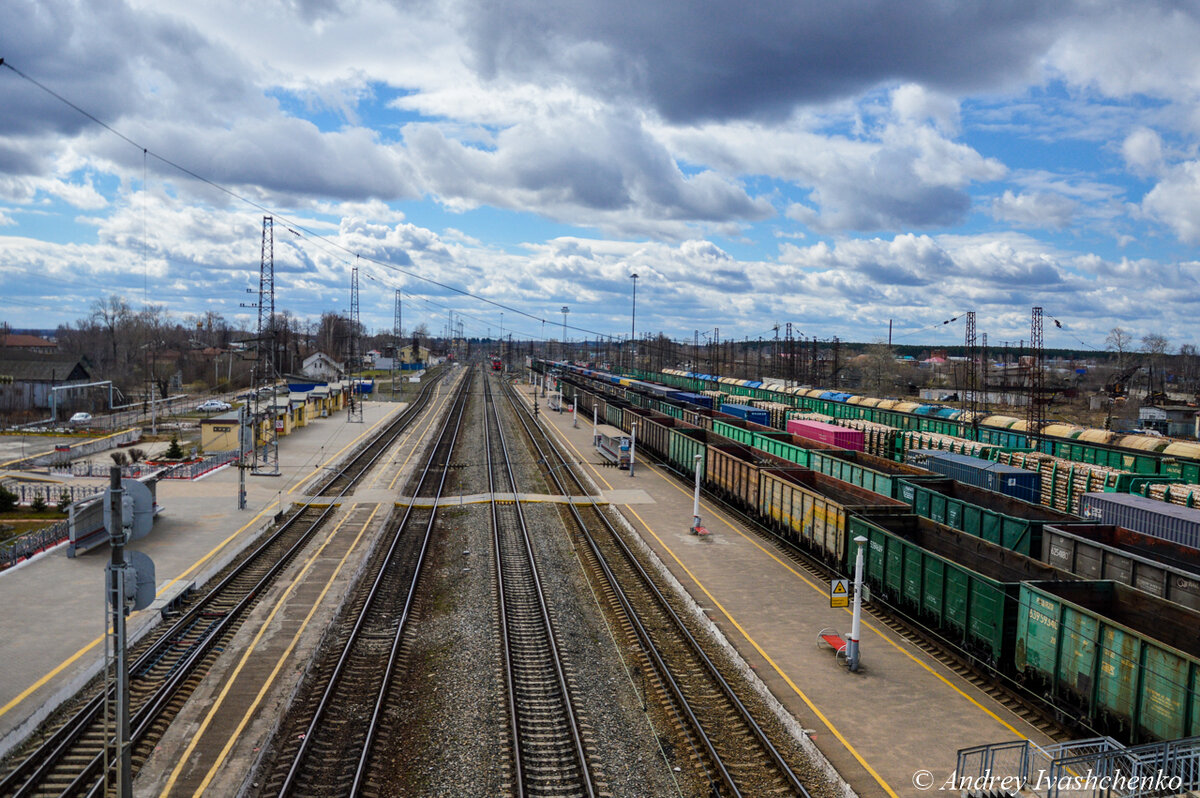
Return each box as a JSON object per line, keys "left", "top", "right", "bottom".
{"left": 830, "top": 579, "right": 849, "bottom": 608}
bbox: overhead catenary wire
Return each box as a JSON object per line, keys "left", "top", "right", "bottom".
{"left": 0, "top": 57, "right": 618, "bottom": 341}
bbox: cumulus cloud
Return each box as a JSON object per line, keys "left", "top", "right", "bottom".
{"left": 990, "top": 190, "right": 1077, "bottom": 229}
{"left": 1142, "top": 161, "right": 1200, "bottom": 244}
{"left": 461, "top": 0, "right": 1078, "bottom": 123}
{"left": 1122, "top": 128, "right": 1165, "bottom": 177}
{"left": 405, "top": 111, "right": 773, "bottom": 237}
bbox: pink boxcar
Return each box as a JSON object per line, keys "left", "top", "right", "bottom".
{"left": 786, "top": 419, "right": 864, "bottom": 451}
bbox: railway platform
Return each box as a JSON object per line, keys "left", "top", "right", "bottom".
{"left": 514, "top": 380, "right": 1056, "bottom": 798}
{"left": 0, "top": 400, "right": 404, "bottom": 757}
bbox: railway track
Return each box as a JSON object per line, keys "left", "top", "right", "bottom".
{"left": 483, "top": 370, "right": 596, "bottom": 798}
{"left": 501, "top": 378, "right": 814, "bottom": 797}
{"left": 263, "top": 367, "right": 472, "bottom": 797}
{"left": 0, "top": 371, "right": 451, "bottom": 798}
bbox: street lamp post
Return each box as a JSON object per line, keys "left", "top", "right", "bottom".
{"left": 630, "top": 273, "right": 639, "bottom": 373}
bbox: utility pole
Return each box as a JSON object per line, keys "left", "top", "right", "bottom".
{"left": 630, "top": 272, "right": 639, "bottom": 372}
{"left": 106, "top": 468, "right": 131, "bottom": 797}
{"left": 561, "top": 306, "right": 569, "bottom": 363}
{"left": 348, "top": 264, "right": 363, "bottom": 423}
{"left": 1027, "top": 307, "right": 1045, "bottom": 451}
{"left": 392, "top": 289, "right": 402, "bottom": 396}
{"left": 247, "top": 216, "right": 279, "bottom": 476}
{"left": 965, "top": 311, "right": 978, "bottom": 439}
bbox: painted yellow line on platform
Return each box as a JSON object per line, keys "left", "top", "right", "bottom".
{"left": 640, "top": 460, "right": 1027, "bottom": 739}
{"left": 0, "top": 409, "right": 388, "bottom": 724}
{"left": 161, "top": 504, "right": 380, "bottom": 797}
{"left": 0, "top": 499, "right": 281, "bottom": 723}
{"left": 624, "top": 504, "right": 900, "bottom": 798}
{"left": 287, "top": 405, "right": 401, "bottom": 496}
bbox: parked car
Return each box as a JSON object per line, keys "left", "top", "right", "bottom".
{"left": 69, "top": 412, "right": 92, "bottom": 424}
{"left": 197, "top": 400, "right": 232, "bottom": 413}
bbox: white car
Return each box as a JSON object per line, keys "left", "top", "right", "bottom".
{"left": 197, "top": 400, "right": 232, "bottom": 413}
{"left": 69, "top": 411, "right": 92, "bottom": 424}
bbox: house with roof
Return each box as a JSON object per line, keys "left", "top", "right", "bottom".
{"left": 0, "top": 333, "right": 57, "bottom": 354}
{"left": 301, "top": 351, "right": 344, "bottom": 381}
{"left": 0, "top": 351, "right": 90, "bottom": 412}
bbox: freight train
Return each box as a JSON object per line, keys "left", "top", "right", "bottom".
{"left": 648, "top": 367, "right": 1200, "bottom": 483}
{"left": 554, "top": 365, "right": 1200, "bottom": 744}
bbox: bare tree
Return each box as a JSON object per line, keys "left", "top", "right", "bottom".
{"left": 1106, "top": 326, "right": 1133, "bottom": 369}
{"left": 1142, "top": 333, "right": 1170, "bottom": 397}
{"left": 91, "top": 294, "right": 132, "bottom": 369}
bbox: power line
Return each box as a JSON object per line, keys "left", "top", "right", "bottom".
{"left": 0, "top": 58, "right": 619, "bottom": 341}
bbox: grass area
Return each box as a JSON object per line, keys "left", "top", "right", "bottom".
{"left": 0, "top": 509, "right": 68, "bottom": 544}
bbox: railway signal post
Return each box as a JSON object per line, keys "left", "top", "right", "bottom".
{"left": 848, "top": 535, "right": 867, "bottom": 673}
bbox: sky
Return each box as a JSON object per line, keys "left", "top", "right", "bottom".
{"left": 2, "top": 0, "right": 1200, "bottom": 352}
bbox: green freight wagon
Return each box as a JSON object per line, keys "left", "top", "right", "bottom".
{"left": 897, "top": 477, "right": 1083, "bottom": 558}
{"left": 668, "top": 428, "right": 720, "bottom": 478}
{"left": 605, "top": 399, "right": 629, "bottom": 429}
{"left": 1017, "top": 580, "right": 1200, "bottom": 743}
{"left": 851, "top": 515, "right": 1070, "bottom": 665}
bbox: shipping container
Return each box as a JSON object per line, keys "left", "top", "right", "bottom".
{"left": 1079, "top": 492, "right": 1200, "bottom": 550}
{"left": 674, "top": 391, "right": 713, "bottom": 409}
{"left": 905, "top": 450, "right": 1041, "bottom": 505}
{"left": 853, "top": 514, "right": 1070, "bottom": 664}
{"left": 1017, "top": 580, "right": 1200, "bottom": 742}
{"left": 719, "top": 403, "right": 771, "bottom": 426}
{"left": 1042, "top": 523, "right": 1200, "bottom": 611}
{"left": 786, "top": 418, "right": 864, "bottom": 451}
{"left": 896, "top": 477, "right": 1082, "bottom": 558}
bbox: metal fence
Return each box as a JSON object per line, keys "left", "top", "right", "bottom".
{"left": 157, "top": 451, "right": 239, "bottom": 480}
{"left": 51, "top": 461, "right": 152, "bottom": 479}
{"left": 10, "top": 482, "right": 105, "bottom": 507}
{"left": 957, "top": 736, "right": 1200, "bottom": 797}
{"left": 0, "top": 520, "right": 69, "bottom": 571}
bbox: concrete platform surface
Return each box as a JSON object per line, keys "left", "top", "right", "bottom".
{"left": 0, "top": 401, "right": 402, "bottom": 753}
{"left": 516, "top": 381, "right": 1054, "bottom": 798}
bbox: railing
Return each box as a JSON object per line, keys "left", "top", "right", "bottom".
{"left": 10, "top": 482, "right": 105, "bottom": 506}
{"left": 50, "top": 460, "right": 151, "bottom": 479}
{"left": 156, "top": 450, "right": 238, "bottom": 479}
{"left": 0, "top": 520, "right": 69, "bottom": 571}
{"left": 956, "top": 736, "right": 1200, "bottom": 797}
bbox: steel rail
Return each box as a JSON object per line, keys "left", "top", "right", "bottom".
{"left": 501, "top": 377, "right": 812, "bottom": 798}
{"left": 484, "top": 369, "right": 595, "bottom": 798}
{"left": 273, "top": 367, "right": 471, "bottom": 796}
{"left": 0, "top": 372, "right": 448, "bottom": 798}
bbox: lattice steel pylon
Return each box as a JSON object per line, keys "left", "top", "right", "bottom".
{"left": 347, "top": 263, "right": 364, "bottom": 423}
{"left": 1026, "top": 306, "right": 1045, "bottom": 450}
{"left": 251, "top": 215, "right": 280, "bottom": 475}
{"left": 965, "top": 311, "right": 979, "bottom": 439}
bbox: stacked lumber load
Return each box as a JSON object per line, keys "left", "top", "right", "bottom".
{"left": 701, "top": 390, "right": 727, "bottom": 403}
{"left": 749, "top": 400, "right": 792, "bottom": 428}
{"left": 902, "top": 430, "right": 991, "bottom": 458}
{"left": 1142, "top": 483, "right": 1200, "bottom": 509}
{"left": 839, "top": 418, "right": 898, "bottom": 460}
{"left": 994, "top": 450, "right": 1125, "bottom": 514}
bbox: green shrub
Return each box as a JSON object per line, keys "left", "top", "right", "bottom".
{"left": 0, "top": 486, "right": 17, "bottom": 513}
{"left": 57, "top": 490, "right": 72, "bottom": 512}
{"left": 30, "top": 494, "right": 47, "bottom": 512}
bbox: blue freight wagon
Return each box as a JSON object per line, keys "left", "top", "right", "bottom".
{"left": 905, "top": 449, "right": 1040, "bottom": 504}
{"left": 674, "top": 391, "right": 713, "bottom": 409}
{"left": 1079, "top": 492, "right": 1200, "bottom": 550}
{"left": 719, "top": 403, "right": 770, "bottom": 426}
